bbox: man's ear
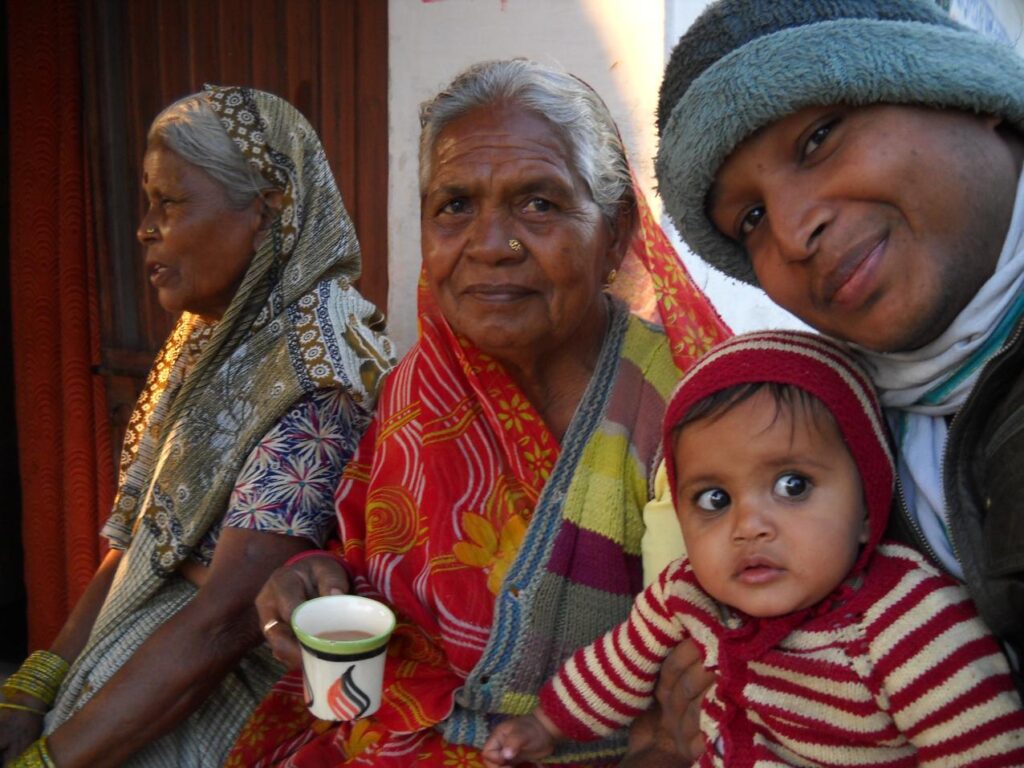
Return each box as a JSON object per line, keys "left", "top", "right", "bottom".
{"left": 253, "top": 189, "right": 284, "bottom": 248}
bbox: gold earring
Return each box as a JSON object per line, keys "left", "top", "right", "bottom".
{"left": 508, "top": 238, "right": 523, "bottom": 253}
{"left": 606, "top": 268, "right": 617, "bottom": 285}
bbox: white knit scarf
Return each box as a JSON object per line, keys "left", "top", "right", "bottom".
{"left": 855, "top": 173, "right": 1024, "bottom": 578}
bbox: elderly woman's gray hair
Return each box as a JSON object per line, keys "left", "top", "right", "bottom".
{"left": 148, "top": 93, "right": 274, "bottom": 209}
{"left": 419, "top": 59, "right": 635, "bottom": 224}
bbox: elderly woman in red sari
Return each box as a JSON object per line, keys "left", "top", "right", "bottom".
{"left": 229, "top": 59, "right": 729, "bottom": 767}
{"left": 0, "top": 87, "right": 394, "bottom": 767}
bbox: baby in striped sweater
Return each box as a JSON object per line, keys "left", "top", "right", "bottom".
{"left": 484, "top": 331, "right": 1024, "bottom": 768}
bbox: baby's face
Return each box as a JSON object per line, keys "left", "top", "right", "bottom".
{"left": 673, "top": 390, "right": 868, "bottom": 618}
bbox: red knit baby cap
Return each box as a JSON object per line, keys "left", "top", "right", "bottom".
{"left": 662, "top": 330, "right": 895, "bottom": 564}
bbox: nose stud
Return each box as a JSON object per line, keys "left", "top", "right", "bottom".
{"left": 508, "top": 238, "right": 523, "bottom": 253}
{"left": 144, "top": 227, "right": 157, "bottom": 235}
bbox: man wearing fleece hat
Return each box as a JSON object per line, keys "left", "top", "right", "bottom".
{"left": 637, "top": 0, "right": 1024, "bottom": 762}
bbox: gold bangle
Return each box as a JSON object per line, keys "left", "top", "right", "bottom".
{"left": 0, "top": 701, "right": 46, "bottom": 716}
{"left": 2, "top": 651, "right": 69, "bottom": 708}
{"left": 8, "top": 738, "right": 57, "bottom": 768}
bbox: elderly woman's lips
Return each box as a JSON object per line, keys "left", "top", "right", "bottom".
{"left": 463, "top": 284, "right": 533, "bottom": 301}
{"left": 148, "top": 262, "right": 174, "bottom": 287}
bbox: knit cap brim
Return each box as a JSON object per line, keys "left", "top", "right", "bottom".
{"left": 657, "top": 8, "right": 1024, "bottom": 285}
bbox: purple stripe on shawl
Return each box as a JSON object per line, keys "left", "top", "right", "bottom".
{"left": 547, "top": 521, "right": 643, "bottom": 596}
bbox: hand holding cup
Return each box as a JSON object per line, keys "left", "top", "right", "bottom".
{"left": 256, "top": 553, "right": 351, "bottom": 668}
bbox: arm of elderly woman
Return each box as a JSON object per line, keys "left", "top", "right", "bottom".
{"left": 621, "top": 638, "right": 711, "bottom": 766}
{"left": 256, "top": 552, "right": 351, "bottom": 669}
{"left": 0, "top": 550, "right": 124, "bottom": 763}
{"left": 43, "top": 528, "right": 307, "bottom": 768}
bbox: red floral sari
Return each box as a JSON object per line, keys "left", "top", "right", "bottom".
{"left": 227, "top": 186, "right": 728, "bottom": 767}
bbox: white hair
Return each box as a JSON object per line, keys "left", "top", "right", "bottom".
{"left": 418, "top": 59, "right": 635, "bottom": 224}
{"left": 148, "top": 93, "right": 274, "bottom": 209}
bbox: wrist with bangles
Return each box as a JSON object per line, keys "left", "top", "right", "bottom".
{"left": 1, "top": 652, "right": 68, "bottom": 767}
{"left": 2, "top": 650, "right": 68, "bottom": 712}
{"left": 8, "top": 737, "right": 57, "bottom": 768}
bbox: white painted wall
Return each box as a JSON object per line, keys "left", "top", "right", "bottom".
{"left": 386, "top": 0, "right": 1024, "bottom": 353}
{"left": 661, "top": 2, "right": 806, "bottom": 338}
{"left": 950, "top": 0, "right": 1024, "bottom": 52}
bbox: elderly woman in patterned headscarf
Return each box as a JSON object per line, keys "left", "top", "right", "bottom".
{"left": 0, "top": 86, "right": 395, "bottom": 768}
{"left": 228, "top": 59, "right": 730, "bottom": 768}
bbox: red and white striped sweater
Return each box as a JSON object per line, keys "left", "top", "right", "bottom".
{"left": 539, "top": 542, "right": 1024, "bottom": 767}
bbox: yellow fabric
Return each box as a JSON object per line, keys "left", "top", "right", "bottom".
{"left": 641, "top": 459, "right": 685, "bottom": 587}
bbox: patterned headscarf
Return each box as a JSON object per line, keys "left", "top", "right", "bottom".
{"left": 95, "top": 86, "right": 395, "bottom": 643}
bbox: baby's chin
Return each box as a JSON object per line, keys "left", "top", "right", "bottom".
{"left": 723, "top": 593, "right": 823, "bottom": 620}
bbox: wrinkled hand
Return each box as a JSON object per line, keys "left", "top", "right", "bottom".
{"left": 622, "top": 639, "right": 712, "bottom": 766}
{"left": 482, "top": 713, "right": 557, "bottom": 768}
{"left": 0, "top": 697, "right": 45, "bottom": 765}
{"left": 255, "top": 554, "right": 350, "bottom": 668}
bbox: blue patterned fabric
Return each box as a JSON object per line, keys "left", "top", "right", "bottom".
{"left": 191, "top": 388, "right": 370, "bottom": 564}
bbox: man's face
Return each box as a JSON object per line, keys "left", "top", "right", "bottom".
{"left": 709, "top": 105, "right": 1020, "bottom": 352}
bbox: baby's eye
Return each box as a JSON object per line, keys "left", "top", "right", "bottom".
{"left": 739, "top": 206, "right": 764, "bottom": 239}
{"left": 695, "top": 487, "right": 730, "bottom": 511}
{"left": 773, "top": 473, "right": 810, "bottom": 499}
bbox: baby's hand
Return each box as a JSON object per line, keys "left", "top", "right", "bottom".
{"left": 483, "top": 713, "right": 557, "bottom": 767}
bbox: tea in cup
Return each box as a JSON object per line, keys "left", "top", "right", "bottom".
{"left": 290, "top": 594, "right": 395, "bottom": 721}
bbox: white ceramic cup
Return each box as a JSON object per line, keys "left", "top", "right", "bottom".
{"left": 290, "top": 594, "right": 396, "bottom": 721}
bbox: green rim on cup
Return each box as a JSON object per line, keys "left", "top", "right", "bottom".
{"left": 290, "top": 594, "right": 396, "bottom": 656}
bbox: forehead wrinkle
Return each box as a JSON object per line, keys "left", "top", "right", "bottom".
{"left": 429, "top": 153, "right": 581, "bottom": 200}
{"left": 432, "top": 124, "right": 573, "bottom": 170}
{"left": 708, "top": 116, "right": 787, "bottom": 213}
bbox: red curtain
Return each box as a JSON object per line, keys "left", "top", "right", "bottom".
{"left": 8, "top": 0, "right": 115, "bottom": 649}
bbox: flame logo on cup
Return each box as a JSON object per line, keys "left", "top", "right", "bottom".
{"left": 327, "top": 665, "right": 371, "bottom": 720}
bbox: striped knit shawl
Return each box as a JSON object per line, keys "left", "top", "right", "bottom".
{"left": 333, "top": 306, "right": 683, "bottom": 763}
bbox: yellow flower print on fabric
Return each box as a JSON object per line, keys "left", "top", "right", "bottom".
{"left": 521, "top": 437, "right": 554, "bottom": 482}
{"left": 440, "top": 744, "right": 485, "bottom": 767}
{"left": 452, "top": 512, "right": 528, "bottom": 595}
{"left": 651, "top": 272, "right": 679, "bottom": 311}
{"left": 338, "top": 718, "right": 384, "bottom": 760}
{"left": 495, "top": 391, "right": 536, "bottom": 434}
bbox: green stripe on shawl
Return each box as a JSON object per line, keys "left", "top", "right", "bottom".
{"left": 621, "top": 315, "right": 682, "bottom": 400}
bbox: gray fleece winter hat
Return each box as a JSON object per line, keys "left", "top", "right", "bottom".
{"left": 656, "top": 0, "right": 1024, "bottom": 285}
